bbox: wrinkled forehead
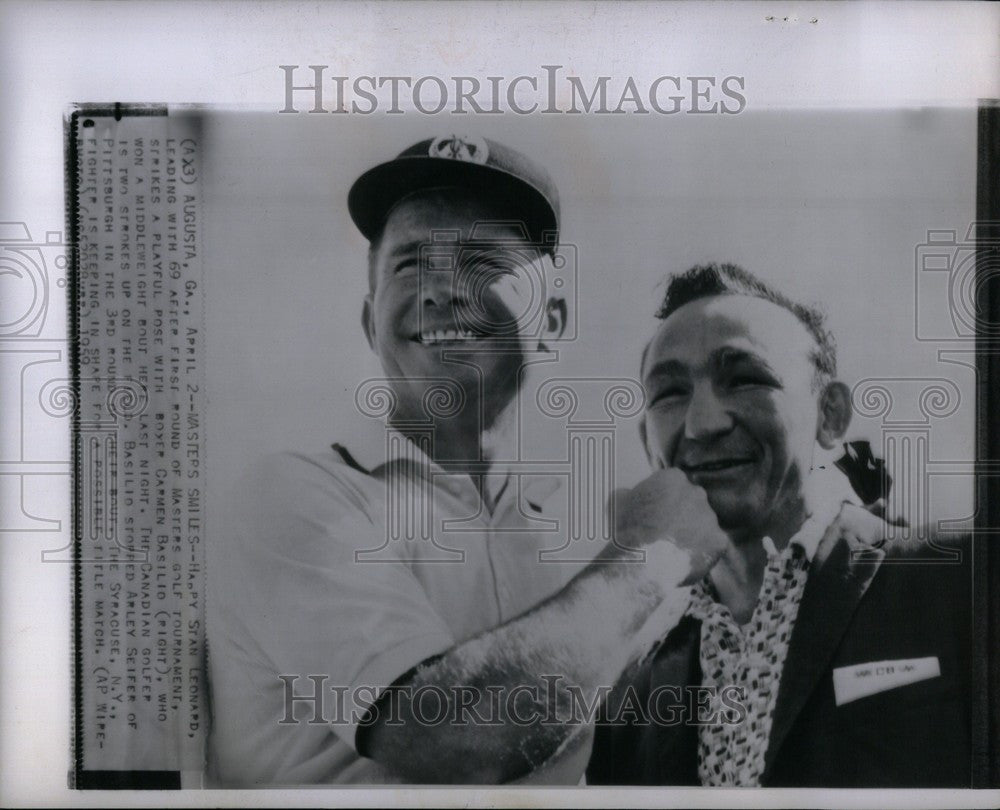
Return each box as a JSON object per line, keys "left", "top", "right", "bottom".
{"left": 379, "top": 188, "right": 530, "bottom": 250}
{"left": 642, "top": 295, "right": 817, "bottom": 377}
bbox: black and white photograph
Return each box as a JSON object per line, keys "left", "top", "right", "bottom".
{"left": 1, "top": 1, "right": 998, "bottom": 807}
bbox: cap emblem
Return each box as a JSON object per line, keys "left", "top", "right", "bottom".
{"left": 428, "top": 134, "right": 489, "bottom": 165}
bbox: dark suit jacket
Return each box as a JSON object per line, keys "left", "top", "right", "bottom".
{"left": 587, "top": 505, "right": 974, "bottom": 787}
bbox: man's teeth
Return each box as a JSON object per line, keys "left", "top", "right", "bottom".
{"left": 691, "top": 460, "right": 747, "bottom": 471}
{"left": 420, "top": 328, "right": 480, "bottom": 344}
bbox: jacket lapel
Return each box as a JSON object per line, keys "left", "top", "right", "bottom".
{"left": 646, "top": 616, "right": 702, "bottom": 784}
{"left": 763, "top": 505, "right": 887, "bottom": 777}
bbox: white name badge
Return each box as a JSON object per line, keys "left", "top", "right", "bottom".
{"left": 832, "top": 657, "right": 941, "bottom": 706}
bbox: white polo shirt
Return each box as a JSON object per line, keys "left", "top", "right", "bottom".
{"left": 207, "top": 438, "right": 598, "bottom": 784}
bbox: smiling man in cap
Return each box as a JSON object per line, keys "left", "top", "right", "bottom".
{"left": 207, "top": 135, "right": 729, "bottom": 785}
{"left": 350, "top": 135, "right": 566, "bottom": 469}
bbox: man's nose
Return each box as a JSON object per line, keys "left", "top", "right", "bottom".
{"left": 420, "top": 268, "right": 457, "bottom": 308}
{"left": 684, "top": 382, "right": 733, "bottom": 441}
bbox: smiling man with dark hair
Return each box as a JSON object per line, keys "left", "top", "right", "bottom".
{"left": 587, "top": 262, "right": 973, "bottom": 787}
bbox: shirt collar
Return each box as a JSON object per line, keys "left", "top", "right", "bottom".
{"left": 369, "top": 428, "right": 443, "bottom": 480}
{"left": 687, "top": 458, "right": 860, "bottom": 619}
{"left": 368, "top": 429, "right": 561, "bottom": 511}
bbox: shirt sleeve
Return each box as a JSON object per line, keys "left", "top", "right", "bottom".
{"left": 220, "top": 451, "right": 456, "bottom": 750}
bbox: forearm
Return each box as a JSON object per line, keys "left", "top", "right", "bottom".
{"left": 361, "top": 539, "right": 692, "bottom": 783}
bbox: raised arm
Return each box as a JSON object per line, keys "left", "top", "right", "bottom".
{"left": 359, "top": 468, "right": 726, "bottom": 783}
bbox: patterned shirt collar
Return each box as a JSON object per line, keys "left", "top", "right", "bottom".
{"left": 685, "top": 460, "right": 862, "bottom": 786}
{"left": 687, "top": 462, "right": 859, "bottom": 618}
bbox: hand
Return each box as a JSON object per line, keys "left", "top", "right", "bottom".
{"left": 610, "top": 468, "right": 728, "bottom": 586}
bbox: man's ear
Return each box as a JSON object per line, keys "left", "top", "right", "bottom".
{"left": 816, "top": 381, "right": 852, "bottom": 449}
{"left": 361, "top": 295, "right": 376, "bottom": 352}
{"left": 544, "top": 297, "right": 567, "bottom": 341}
{"left": 534, "top": 297, "right": 566, "bottom": 353}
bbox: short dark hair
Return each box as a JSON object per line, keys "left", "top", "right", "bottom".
{"left": 651, "top": 262, "right": 837, "bottom": 389}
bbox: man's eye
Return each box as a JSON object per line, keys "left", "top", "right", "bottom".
{"left": 395, "top": 261, "right": 418, "bottom": 275}
{"left": 650, "top": 387, "right": 687, "bottom": 406}
{"left": 729, "top": 373, "right": 775, "bottom": 389}
{"left": 462, "top": 263, "right": 515, "bottom": 283}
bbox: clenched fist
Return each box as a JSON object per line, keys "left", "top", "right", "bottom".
{"left": 610, "top": 468, "right": 728, "bottom": 586}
